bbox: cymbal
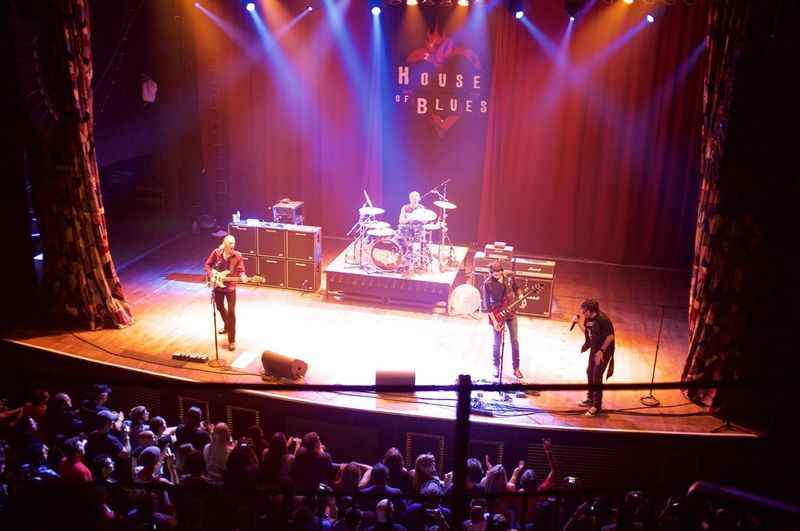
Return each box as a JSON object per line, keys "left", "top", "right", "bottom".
{"left": 433, "top": 200, "right": 457, "bottom": 210}
{"left": 359, "top": 206, "right": 385, "bottom": 216}
{"left": 408, "top": 208, "right": 437, "bottom": 223}
{"left": 423, "top": 223, "right": 442, "bottom": 231}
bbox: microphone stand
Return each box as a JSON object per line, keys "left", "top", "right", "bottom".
{"left": 208, "top": 289, "right": 228, "bottom": 368}
{"left": 640, "top": 305, "right": 664, "bottom": 406}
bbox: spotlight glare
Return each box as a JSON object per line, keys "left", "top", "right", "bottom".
{"left": 646, "top": 14, "right": 654, "bottom": 23}
{"left": 407, "top": 0, "right": 418, "bottom": 4}
{"left": 623, "top": 0, "right": 633, "bottom": 4}
{"left": 371, "top": 6, "right": 381, "bottom": 15}
{"left": 515, "top": 10, "right": 523, "bottom": 19}
{"left": 194, "top": 1, "right": 199, "bottom": 6}
{"left": 457, "top": 0, "right": 469, "bottom": 5}
{"left": 245, "top": 2, "right": 255, "bottom": 12}
{"left": 307, "top": 6, "right": 313, "bottom": 10}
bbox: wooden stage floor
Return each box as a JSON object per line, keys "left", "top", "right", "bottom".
{"left": 5, "top": 233, "right": 753, "bottom": 437}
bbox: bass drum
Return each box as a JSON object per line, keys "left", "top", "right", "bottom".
{"left": 370, "top": 238, "right": 406, "bottom": 272}
{"left": 449, "top": 283, "right": 482, "bottom": 316}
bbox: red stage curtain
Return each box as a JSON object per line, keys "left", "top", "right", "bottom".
{"left": 190, "top": 4, "right": 383, "bottom": 233}
{"left": 478, "top": 1, "right": 707, "bottom": 267}
{"left": 13, "top": 0, "right": 133, "bottom": 329}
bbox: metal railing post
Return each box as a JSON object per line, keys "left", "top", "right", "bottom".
{"left": 451, "top": 373, "right": 473, "bottom": 529}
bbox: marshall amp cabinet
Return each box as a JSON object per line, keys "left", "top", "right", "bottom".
{"left": 229, "top": 220, "right": 321, "bottom": 292}
{"left": 227, "top": 224, "right": 257, "bottom": 256}
{"left": 513, "top": 257, "right": 556, "bottom": 318}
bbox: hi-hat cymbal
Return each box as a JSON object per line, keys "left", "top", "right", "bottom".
{"left": 423, "top": 223, "right": 442, "bottom": 231}
{"left": 408, "top": 208, "right": 437, "bottom": 223}
{"left": 359, "top": 206, "right": 385, "bottom": 216}
{"left": 433, "top": 200, "right": 457, "bottom": 210}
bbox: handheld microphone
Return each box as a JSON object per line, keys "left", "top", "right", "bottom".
{"left": 569, "top": 314, "right": 580, "bottom": 331}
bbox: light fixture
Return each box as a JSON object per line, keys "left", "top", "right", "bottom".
{"left": 646, "top": 13, "right": 654, "bottom": 23}
{"left": 457, "top": 0, "right": 469, "bottom": 5}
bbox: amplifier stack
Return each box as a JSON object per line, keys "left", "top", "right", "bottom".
{"left": 471, "top": 242, "right": 556, "bottom": 318}
{"left": 228, "top": 221, "right": 321, "bottom": 292}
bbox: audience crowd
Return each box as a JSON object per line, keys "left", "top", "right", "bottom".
{"left": 0, "top": 386, "right": 783, "bottom": 530}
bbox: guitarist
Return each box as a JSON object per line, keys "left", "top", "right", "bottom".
{"left": 482, "top": 261, "right": 527, "bottom": 379}
{"left": 204, "top": 234, "right": 246, "bottom": 351}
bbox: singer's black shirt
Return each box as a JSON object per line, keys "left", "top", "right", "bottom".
{"left": 482, "top": 274, "right": 521, "bottom": 314}
{"left": 581, "top": 312, "right": 615, "bottom": 356}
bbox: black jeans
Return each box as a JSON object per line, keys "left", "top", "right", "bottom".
{"left": 586, "top": 350, "right": 612, "bottom": 408}
{"left": 492, "top": 317, "right": 520, "bottom": 370}
{"left": 213, "top": 290, "right": 237, "bottom": 343}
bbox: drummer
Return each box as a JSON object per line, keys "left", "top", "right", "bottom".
{"left": 398, "top": 191, "right": 423, "bottom": 225}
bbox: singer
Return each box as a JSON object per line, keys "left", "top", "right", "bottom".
{"left": 575, "top": 299, "right": 615, "bottom": 417}
{"left": 482, "top": 261, "right": 527, "bottom": 380}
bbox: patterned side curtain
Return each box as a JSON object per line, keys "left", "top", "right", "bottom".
{"left": 682, "top": 3, "right": 755, "bottom": 408}
{"left": 14, "top": 0, "right": 133, "bottom": 329}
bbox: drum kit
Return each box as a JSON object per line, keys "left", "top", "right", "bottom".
{"left": 346, "top": 186, "right": 459, "bottom": 274}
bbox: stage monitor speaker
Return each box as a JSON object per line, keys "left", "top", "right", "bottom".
{"left": 228, "top": 223, "right": 257, "bottom": 256}
{"left": 261, "top": 350, "right": 308, "bottom": 380}
{"left": 375, "top": 369, "right": 416, "bottom": 388}
{"left": 257, "top": 225, "right": 286, "bottom": 258}
{"left": 258, "top": 257, "right": 286, "bottom": 288}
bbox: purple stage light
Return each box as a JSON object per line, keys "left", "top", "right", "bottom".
{"left": 194, "top": 1, "right": 200, "bottom": 6}
{"left": 307, "top": 6, "right": 313, "bottom": 10}
{"left": 569, "top": 15, "right": 575, "bottom": 21}
{"left": 515, "top": 10, "right": 523, "bottom": 19}
{"left": 372, "top": 6, "right": 381, "bottom": 15}
{"left": 646, "top": 14, "right": 654, "bottom": 23}
{"left": 246, "top": 2, "right": 255, "bottom": 12}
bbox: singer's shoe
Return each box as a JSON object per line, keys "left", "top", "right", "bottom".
{"left": 585, "top": 406, "right": 599, "bottom": 417}
{"left": 493, "top": 366, "right": 501, "bottom": 379}
{"left": 218, "top": 328, "right": 227, "bottom": 335}
{"left": 513, "top": 369, "right": 524, "bottom": 379}
{"left": 228, "top": 342, "right": 236, "bottom": 351}
{"left": 578, "top": 398, "right": 593, "bottom": 407}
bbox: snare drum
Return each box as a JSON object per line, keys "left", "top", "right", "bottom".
{"left": 370, "top": 237, "right": 407, "bottom": 272}
{"left": 398, "top": 222, "right": 423, "bottom": 242}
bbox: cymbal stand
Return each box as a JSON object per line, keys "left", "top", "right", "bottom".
{"left": 436, "top": 185, "right": 456, "bottom": 268}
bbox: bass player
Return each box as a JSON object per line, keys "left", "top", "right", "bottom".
{"left": 482, "top": 261, "right": 527, "bottom": 379}
{"left": 204, "top": 234, "right": 247, "bottom": 351}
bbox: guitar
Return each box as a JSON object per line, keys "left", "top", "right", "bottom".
{"left": 487, "top": 284, "right": 543, "bottom": 332}
{"left": 207, "top": 269, "right": 265, "bottom": 289}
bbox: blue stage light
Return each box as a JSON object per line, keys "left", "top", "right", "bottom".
{"left": 515, "top": 10, "right": 523, "bottom": 19}
{"left": 246, "top": 2, "right": 255, "bottom": 11}
{"left": 372, "top": 6, "right": 381, "bottom": 15}
{"left": 646, "top": 14, "right": 654, "bottom": 23}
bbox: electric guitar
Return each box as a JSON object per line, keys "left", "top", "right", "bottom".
{"left": 207, "top": 269, "right": 265, "bottom": 289}
{"left": 487, "top": 284, "right": 543, "bottom": 332}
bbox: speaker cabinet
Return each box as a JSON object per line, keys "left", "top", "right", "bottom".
{"left": 257, "top": 226, "right": 286, "bottom": 258}
{"left": 241, "top": 254, "right": 258, "bottom": 277}
{"left": 228, "top": 223, "right": 257, "bottom": 256}
{"left": 258, "top": 257, "right": 286, "bottom": 288}
{"left": 375, "top": 369, "right": 416, "bottom": 387}
{"left": 516, "top": 277, "right": 554, "bottom": 318}
{"left": 287, "top": 227, "right": 321, "bottom": 261}
{"left": 287, "top": 260, "right": 320, "bottom": 292}
{"left": 261, "top": 350, "right": 308, "bottom": 380}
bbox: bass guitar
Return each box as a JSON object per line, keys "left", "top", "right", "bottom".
{"left": 487, "top": 284, "right": 542, "bottom": 332}
{"left": 207, "top": 269, "right": 265, "bottom": 289}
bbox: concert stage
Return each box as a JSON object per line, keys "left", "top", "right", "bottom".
{"left": 324, "top": 242, "right": 469, "bottom": 310}
{"left": 4, "top": 232, "right": 757, "bottom": 438}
